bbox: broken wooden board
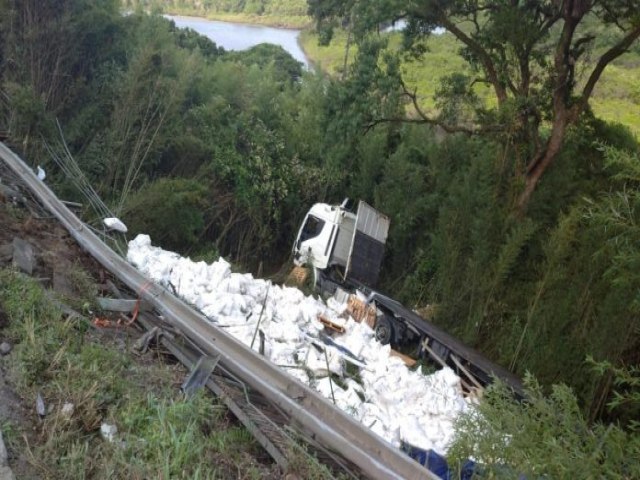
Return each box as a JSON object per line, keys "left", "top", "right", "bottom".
{"left": 317, "top": 314, "right": 346, "bottom": 334}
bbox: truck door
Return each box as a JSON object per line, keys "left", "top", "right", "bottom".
{"left": 294, "top": 214, "right": 334, "bottom": 269}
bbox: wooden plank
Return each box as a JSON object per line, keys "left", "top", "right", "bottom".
{"left": 317, "top": 314, "right": 346, "bottom": 333}
{"left": 390, "top": 349, "right": 417, "bottom": 367}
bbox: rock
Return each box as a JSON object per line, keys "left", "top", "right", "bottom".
{"left": 100, "top": 423, "right": 118, "bottom": 443}
{"left": 0, "top": 431, "right": 7, "bottom": 465}
{"left": 61, "top": 403, "right": 74, "bottom": 418}
{"left": 11, "top": 238, "right": 35, "bottom": 275}
{"left": 0, "top": 432, "right": 15, "bottom": 480}
{"left": 0, "top": 343, "right": 11, "bottom": 356}
{"left": 0, "top": 184, "right": 24, "bottom": 205}
{"left": 52, "top": 268, "right": 75, "bottom": 298}
{"left": 0, "top": 465, "right": 16, "bottom": 480}
{"left": 0, "top": 245, "right": 11, "bottom": 264}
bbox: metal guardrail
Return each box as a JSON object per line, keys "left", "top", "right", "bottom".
{"left": 0, "top": 142, "right": 437, "bottom": 480}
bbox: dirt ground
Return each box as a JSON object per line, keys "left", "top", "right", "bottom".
{"left": 0, "top": 169, "right": 283, "bottom": 479}
{"left": 0, "top": 179, "right": 105, "bottom": 478}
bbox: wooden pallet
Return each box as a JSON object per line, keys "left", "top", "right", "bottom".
{"left": 345, "top": 296, "right": 376, "bottom": 329}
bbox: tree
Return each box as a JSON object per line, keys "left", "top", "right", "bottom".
{"left": 0, "top": 0, "right": 121, "bottom": 152}
{"left": 309, "top": 0, "right": 640, "bottom": 209}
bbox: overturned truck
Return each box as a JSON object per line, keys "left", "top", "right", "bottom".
{"left": 293, "top": 199, "right": 523, "bottom": 396}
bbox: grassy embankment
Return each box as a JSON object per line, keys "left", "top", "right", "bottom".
{"left": 172, "top": 11, "right": 310, "bottom": 29}
{"left": 0, "top": 268, "right": 273, "bottom": 478}
{"left": 0, "top": 268, "right": 333, "bottom": 478}
{"left": 299, "top": 30, "right": 640, "bottom": 136}
{"left": 148, "top": 1, "right": 311, "bottom": 29}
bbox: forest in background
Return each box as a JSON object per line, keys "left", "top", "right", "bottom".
{"left": 0, "top": 0, "right": 639, "bottom": 475}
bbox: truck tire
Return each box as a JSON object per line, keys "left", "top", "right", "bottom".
{"left": 375, "top": 315, "right": 395, "bottom": 345}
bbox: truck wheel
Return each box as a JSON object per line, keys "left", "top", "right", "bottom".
{"left": 375, "top": 315, "right": 394, "bottom": 345}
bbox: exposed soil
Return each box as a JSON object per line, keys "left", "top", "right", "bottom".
{"left": 0, "top": 182, "right": 106, "bottom": 479}
{"left": 0, "top": 173, "right": 279, "bottom": 479}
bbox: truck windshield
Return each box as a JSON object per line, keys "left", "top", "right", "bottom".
{"left": 300, "top": 215, "right": 325, "bottom": 242}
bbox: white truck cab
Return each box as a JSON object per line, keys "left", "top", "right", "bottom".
{"left": 293, "top": 200, "right": 389, "bottom": 289}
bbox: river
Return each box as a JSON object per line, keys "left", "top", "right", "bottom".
{"left": 166, "top": 15, "right": 309, "bottom": 68}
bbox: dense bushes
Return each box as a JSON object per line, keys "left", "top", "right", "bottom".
{"left": 1, "top": 1, "right": 639, "bottom": 425}
{"left": 449, "top": 373, "right": 640, "bottom": 479}
{"left": 123, "top": 178, "right": 207, "bottom": 251}
{"left": 367, "top": 120, "right": 639, "bottom": 416}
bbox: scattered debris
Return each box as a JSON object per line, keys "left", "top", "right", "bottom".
{"left": 97, "top": 297, "right": 141, "bottom": 313}
{"left": 100, "top": 423, "right": 118, "bottom": 443}
{"left": 92, "top": 296, "right": 140, "bottom": 328}
{"left": 103, "top": 217, "right": 127, "bottom": 233}
{"left": 346, "top": 296, "right": 376, "bottom": 329}
{"left": 390, "top": 349, "right": 417, "bottom": 368}
{"left": 132, "top": 326, "right": 162, "bottom": 354}
{"left": 286, "top": 266, "right": 308, "bottom": 286}
{"left": 181, "top": 355, "right": 220, "bottom": 398}
{"left": 61, "top": 403, "right": 74, "bottom": 418}
{"left": 0, "top": 342, "right": 11, "bottom": 356}
{"left": 128, "top": 234, "right": 472, "bottom": 455}
{"left": 61, "top": 200, "right": 83, "bottom": 210}
{"left": 11, "top": 238, "right": 35, "bottom": 275}
{"left": 317, "top": 314, "right": 346, "bottom": 333}
{"left": 36, "top": 393, "right": 46, "bottom": 418}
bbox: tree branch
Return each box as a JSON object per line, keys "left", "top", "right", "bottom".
{"left": 574, "top": 24, "right": 640, "bottom": 119}
{"left": 364, "top": 80, "right": 505, "bottom": 135}
{"left": 431, "top": 7, "right": 508, "bottom": 104}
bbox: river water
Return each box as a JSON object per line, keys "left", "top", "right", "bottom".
{"left": 166, "top": 15, "right": 309, "bottom": 67}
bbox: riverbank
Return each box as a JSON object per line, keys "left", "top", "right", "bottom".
{"left": 162, "top": 8, "right": 310, "bottom": 29}
{"left": 167, "top": 14, "right": 310, "bottom": 67}
{"left": 161, "top": 10, "right": 640, "bottom": 135}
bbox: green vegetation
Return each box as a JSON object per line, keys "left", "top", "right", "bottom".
{"left": 124, "top": 0, "right": 311, "bottom": 28}
{"left": 0, "top": 268, "right": 272, "bottom": 478}
{"left": 300, "top": 30, "right": 640, "bottom": 136}
{"left": 1, "top": 1, "right": 640, "bottom": 474}
{"left": 449, "top": 373, "right": 640, "bottom": 479}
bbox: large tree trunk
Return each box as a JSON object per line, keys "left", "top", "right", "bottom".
{"left": 517, "top": 112, "right": 568, "bottom": 211}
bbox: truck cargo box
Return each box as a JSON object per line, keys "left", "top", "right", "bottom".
{"left": 345, "top": 201, "right": 390, "bottom": 288}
